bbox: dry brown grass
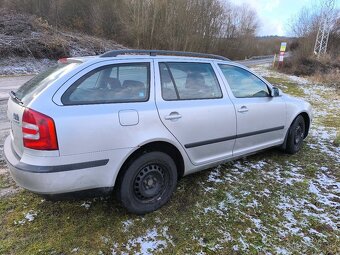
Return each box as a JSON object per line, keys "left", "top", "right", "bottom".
{"left": 310, "top": 69, "right": 340, "bottom": 89}
{"left": 281, "top": 54, "right": 340, "bottom": 89}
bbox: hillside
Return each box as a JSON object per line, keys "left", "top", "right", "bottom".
{"left": 0, "top": 9, "right": 126, "bottom": 75}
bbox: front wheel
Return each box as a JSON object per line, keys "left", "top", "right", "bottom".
{"left": 117, "top": 151, "right": 177, "bottom": 214}
{"left": 285, "top": 115, "right": 306, "bottom": 154}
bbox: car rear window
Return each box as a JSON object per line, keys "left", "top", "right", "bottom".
{"left": 61, "top": 63, "right": 150, "bottom": 105}
{"left": 15, "top": 62, "right": 80, "bottom": 104}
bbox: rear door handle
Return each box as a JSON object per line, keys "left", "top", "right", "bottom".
{"left": 238, "top": 106, "right": 248, "bottom": 113}
{"left": 165, "top": 112, "right": 182, "bottom": 120}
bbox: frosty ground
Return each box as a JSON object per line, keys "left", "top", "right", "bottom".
{"left": 0, "top": 64, "right": 339, "bottom": 254}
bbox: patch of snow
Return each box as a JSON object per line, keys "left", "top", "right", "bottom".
{"left": 125, "top": 227, "right": 172, "bottom": 255}
{"left": 275, "top": 247, "right": 290, "bottom": 255}
{"left": 207, "top": 166, "right": 223, "bottom": 183}
{"left": 71, "top": 247, "right": 79, "bottom": 253}
{"left": 201, "top": 186, "right": 217, "bottom": 193}
{"left": 195, "top": 252, "right": 206, "bottom": 255}
{"left": 122, "top": 219, "right": 133, "bottom": 232}
{"left": 14, "top": 210, "right": 38, "bottom": 225}
{"left": 246, "top": 199, "right": 259, "bottom": 208}
{"left": 80, "top": 201, "right": 91, "bottom": 210}
{"left": 303, "top": 236, "right": 312, "bottom": 245}
{"left": 203, "top": 204, "right": 225, "bottom": 216}
{"left": 226, "top": 193, "right": 240, "bottom": 205}
{"left": 232, "top": 245, "right": 239, "bottom": 251}
{"left": 238, "top": 236, "right": 249, "bottom": 250}
{"left": 309, "top": 182, "right": 320, "bottom": 195}
{"left": 110, "top": 242, "right": 119, "bottom": 255}
{"left": 309, "top": 126, "right": 340, "bottom": 163}
{"left": 251, "top": 218, "right": 262, "bottom": 230}
{"left": 281, "top": 211, "right": 301, "bottom": 235}
{"left": 308, "top": 228, "right": 327, "bottom": 238}
{"left": 0, "top": 57, "right": 56, "bottom": 75}
{"left": 248, "top": 160, "right": 267, "bottom": 170}
{"left": 250, "top": 64, "right": 278, "bottom": 78}
{"left": 25, "top": 210, "right": 37, "bottom": 222}
{"left": 217, "top": 230, "right": 232, "bottom": 243}
{"left": 320, "top": 166, "right": 328, "bottom": 171}
{"left": 100, "top": 236, "right": 110, "bottom": 245}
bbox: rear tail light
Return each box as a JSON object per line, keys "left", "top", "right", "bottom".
{"left": 22, "top": 108, "right": 58, "bottom": 150}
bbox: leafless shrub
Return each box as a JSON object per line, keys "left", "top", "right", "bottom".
{"left": 282, "top": 1, "right": 340, "bottom": 81}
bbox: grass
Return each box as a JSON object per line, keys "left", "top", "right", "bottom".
{"left": 334, "top": 133, "right": 340, "bottom": 147}
{"left": 0, "top": 66, "right": 339, "bottom": 254}
{"left": 0, "top": 173, "right": 12, "bottom": 189}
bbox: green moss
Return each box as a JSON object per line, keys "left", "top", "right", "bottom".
{"left": 0, "top": 174, "right": 10, "bottom": 189}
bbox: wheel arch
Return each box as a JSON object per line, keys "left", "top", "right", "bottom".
{"left": 282, "top": 111, "right": 311, "bottom": 149}
{"left": 114, "top": 140, "right": 185, "bottom": 189}
{"left": 299, "top": 112, "right": 311, "bottom": 138}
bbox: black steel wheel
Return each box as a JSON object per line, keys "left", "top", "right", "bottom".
{"left": 117, "top": 151, "right": 177, "bottom": 214}
{"left": 285, "top": 115, "right": 306, "bottom": 154}
{"left": 133, "top": 163, "right": 168, "bottom": 202}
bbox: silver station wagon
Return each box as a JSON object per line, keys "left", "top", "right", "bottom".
{"left": 4, "top": 50, "right": 312, "bottom": 214}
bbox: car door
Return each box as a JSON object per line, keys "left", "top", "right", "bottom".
{"left": 217, "top": 64, "right": 286, "bottom": 157}
{"left": 155, "top": 60, "right": 237, "bottom": 165}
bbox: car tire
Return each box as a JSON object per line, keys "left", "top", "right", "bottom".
{"left": 285, "top": 115, "right": 306, "bottom": 154}
{"left": 117, "top": 151, "right": 178, "bottom": 214}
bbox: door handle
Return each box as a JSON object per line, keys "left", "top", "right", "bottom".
{"left": 165, "top": 112, "right": 182, "bottom": 120}
{"left": 238, "top": 106, "right": 248, "bottom": 113}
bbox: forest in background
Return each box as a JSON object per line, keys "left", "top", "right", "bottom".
{"left": 0, "top": 0, "right": 292, "bottom": 60}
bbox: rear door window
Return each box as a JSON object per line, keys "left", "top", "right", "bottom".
{"left": 62, "top": 63, "right": 150, "bottom": 105}
{"left": 16, "top": 62, "right": 80, "bottom": 104}
{"left": 159, "top": 62, "right": 222, "bottom": 100}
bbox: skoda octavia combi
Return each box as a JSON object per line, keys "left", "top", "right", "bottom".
{"left": 4, "top": 50, "right": 312, "bottom": 214}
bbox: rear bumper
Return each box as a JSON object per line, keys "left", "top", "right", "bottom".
{"left": 4, "top": 136, "right": 112, "bottom": 194}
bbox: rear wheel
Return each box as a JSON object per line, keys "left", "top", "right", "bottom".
{"left": 285, "top": 115, "right": 306, "bottom": 154}
{"left": 117, "top": 151, "right": 177, "bottom": 214}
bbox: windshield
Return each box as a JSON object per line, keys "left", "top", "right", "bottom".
{"left": 15, "top": 62, "right": 80, "bottom": 103}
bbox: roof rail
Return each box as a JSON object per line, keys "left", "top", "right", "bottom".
{"left": 100, "top": 49, "right": 229, "bottom": 61}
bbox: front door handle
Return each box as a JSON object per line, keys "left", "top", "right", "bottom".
{"left": 165, "top": 112, "right": 182, "bottom": 120}
{"left": 238, "top": 106, "right": 248, "bottom": 113}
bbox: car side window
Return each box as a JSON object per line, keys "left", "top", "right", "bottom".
{"left": 159, "top": 62, "right": 222, "bottom": 100}
{"left": 219, "top": 65, "right": 270, "bottom": 98}
{"left": 62, "top": 63, "right": 150, "bottom": 105}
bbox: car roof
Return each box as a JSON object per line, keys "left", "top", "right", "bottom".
{"left": 67, "top": 49, "right": 232, "bottom": 64}
{"left": 68, "top": 55, "right": 233, "bottom": 64}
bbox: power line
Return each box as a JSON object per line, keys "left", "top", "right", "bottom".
{"left": 313, "top": 0, "right": 335, "bottom": 58}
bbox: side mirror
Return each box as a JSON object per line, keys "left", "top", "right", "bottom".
{"left": 271, "top": 87, "right": 280, "bottom": 97}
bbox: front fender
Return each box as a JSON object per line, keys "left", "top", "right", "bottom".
{"left": 281, "top": 94, "right": 312, "bottom": 148}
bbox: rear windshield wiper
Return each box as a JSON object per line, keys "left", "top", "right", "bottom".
{"left": 9, "top": 91, "right": 23, "bottom": 105}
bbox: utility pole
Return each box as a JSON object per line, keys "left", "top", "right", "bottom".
{"left": 313, "top": 0, "right": 335, "bottom": 58}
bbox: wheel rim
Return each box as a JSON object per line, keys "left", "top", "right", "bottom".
{"left": 294, "top": 123, "right": 304, "bottom": 145}
{"left": 133, "top": 163, "right": 167, "bottom": 202}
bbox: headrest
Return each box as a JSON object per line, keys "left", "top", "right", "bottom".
{"left": 106, "top": 77, "right": 121, "bottom": 89}
{"left": 122, "top": 80, "right": 144, "bottom": 88}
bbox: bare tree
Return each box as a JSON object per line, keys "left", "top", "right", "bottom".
{"left": 1, "top": 0, "right": 264, "bottom": 59}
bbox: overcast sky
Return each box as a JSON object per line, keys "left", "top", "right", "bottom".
{"left": 229, "top": 0, "right": 339, "bottom": 36}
